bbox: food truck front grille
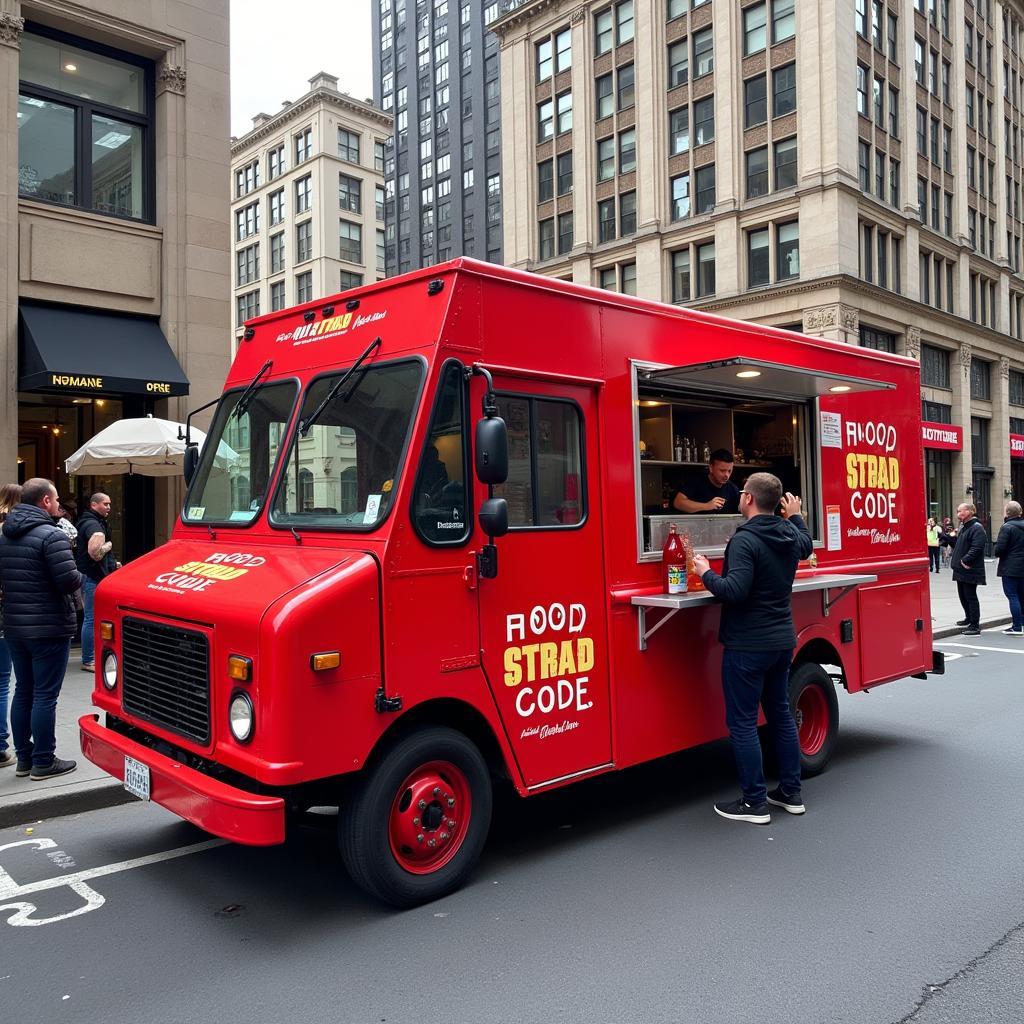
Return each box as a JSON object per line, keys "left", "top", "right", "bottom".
{"left": 121, "top": 617, "right": 210, "bottom": 744}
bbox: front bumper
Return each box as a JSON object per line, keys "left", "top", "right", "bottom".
{"left": 79, "top": 714, "right": 285, "bottom": 846}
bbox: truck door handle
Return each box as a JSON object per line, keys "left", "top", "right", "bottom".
{"left": 462, "top": 562, "right": 477, "bottom": 590}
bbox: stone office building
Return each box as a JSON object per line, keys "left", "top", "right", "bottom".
{"left": 1, "top": 0, "right": 231, "bottom": 558}
{"left": 493, "top": 0, "right": 1024, "bottom": 540}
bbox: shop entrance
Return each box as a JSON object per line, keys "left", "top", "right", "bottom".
{"left": 17, "top": 394, "right": 155, "bottom": 562}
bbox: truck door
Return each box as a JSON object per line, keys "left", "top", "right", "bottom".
{"left": 475, "top": 379, "right": 611, "bottom": 789}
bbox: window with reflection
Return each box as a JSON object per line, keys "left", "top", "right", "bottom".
{"left": 18, "top": 27, "right": 152, "bottom": 221}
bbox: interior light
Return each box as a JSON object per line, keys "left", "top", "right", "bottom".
{"left": 95, "top": 131, "right": 131, "bottom": 150}
{"left": 829, "top": 385, "right": 852, "bottom": 393}
{"left": 736, "top": 370, "right": 762, "bottom": 379}
{"left": 641, "top": 400, "right": 664, "bottom": 407}
{"left": 95, "top": 399, "right": 106, "bottom": 407}
{"left": 64, "top": 62, "right": 78, "bottom": 72}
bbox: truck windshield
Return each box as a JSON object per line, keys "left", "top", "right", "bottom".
{"left": 182, "top": 381, "right": 297, "bottom": 526}
{"left": 270, "top": 359, "right": 423, "bottom": 529}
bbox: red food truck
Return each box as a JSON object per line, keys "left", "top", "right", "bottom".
{"left": 80, "top": 259, "right": 940, "bottom": 906}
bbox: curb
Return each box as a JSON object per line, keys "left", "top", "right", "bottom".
{"left": 933, "top": 617, "right": 1012, "bottom": 640}
{"left": 0, "top": 779, "right": 137, "bottom": 830}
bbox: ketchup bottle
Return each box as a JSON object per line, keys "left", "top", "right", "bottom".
{"left": 663, "top": 524, "right": 686, "bottom": 594}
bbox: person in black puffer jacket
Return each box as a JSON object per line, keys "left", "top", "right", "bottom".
{"left": 0, "top": 478, "right": 82, "bottom": 780}
{"left": 994, "top": 501, "right": 1024, "bottom": 635}
{"left": 950, "top": 502, "right": 987, "bottom": 635}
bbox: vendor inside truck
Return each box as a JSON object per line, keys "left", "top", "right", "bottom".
{"left": 671, "top": 449, "right": 742, "bottom": 514}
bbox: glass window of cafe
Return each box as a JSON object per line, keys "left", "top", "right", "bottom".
{"left": 634, "top": 372, "right": 818, "bottom": 559}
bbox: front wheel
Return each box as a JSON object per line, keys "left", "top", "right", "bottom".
{"left": 789, "top": 662, "right": 839, "bottom": 777}
{"left": 338, "top": 726, "right": 492, "bottom": 908}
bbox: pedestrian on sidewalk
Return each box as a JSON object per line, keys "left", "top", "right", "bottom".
{"left": 927, "top": 517, "right": 941, "bottom": 573}
{"left": 950, "top": 502, "right": 987, "bottom": 636}
{"left": 693, "top": 473, "right": 812, "bottom": 825}
{"left": 75, "top": 492, "right": 117, "bottom": 673}
{"left": 939, "top": 517, "right": 956, "bottom": 567}
{"left": 994, "top": 501, "right": 1024, "bottom": 636}
{"left": 0, "top": 478, "right": 82, "bottom": 780}
{"left": 0, "top": 482, "right": 22, "bottom": 769}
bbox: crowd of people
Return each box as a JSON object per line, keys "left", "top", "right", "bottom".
{"left": 0, "top": 479, "right": 119, "bottom": 781}
{"left": 927, "top": 502, "right": 1024, "bottom": 636}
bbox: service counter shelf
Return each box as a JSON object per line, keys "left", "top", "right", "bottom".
{"left": 631, "top": 573, "right": 878, "bottom": 651}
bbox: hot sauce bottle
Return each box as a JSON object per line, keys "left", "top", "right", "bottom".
{"left": 663, "top": 524, "right": 686, "bottom": 594}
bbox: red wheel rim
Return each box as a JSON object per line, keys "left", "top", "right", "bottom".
{"left": 388, "top": 760, "right": 472, "bottom": 875}
{"left": 795, "top": 684, "right": 829, "bottom": 756}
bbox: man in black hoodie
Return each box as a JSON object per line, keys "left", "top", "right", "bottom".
{"left": 0, "top": 478, "right": 82, "bottom": 780}
{"left": 693, "top": 472, "right": 812, "bottom": 824}
{"left": 949, "top": 501, "right": 987, "bottom": 636}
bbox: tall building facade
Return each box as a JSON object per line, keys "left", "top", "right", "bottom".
{"left": 2, "top": 0, "right": 231, "bottom": 557}
{"left": 372, "top": 0, "right": 508, "bottom": 273}
{"left": 230, "top": 74, "right": 392, "bottom": 337}
{"left": 494, "top": 0, "right": 1024, "bottom": 538}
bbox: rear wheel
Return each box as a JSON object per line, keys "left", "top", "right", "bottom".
{"left": 789, "top": 662, "right": 839, "bottom": 777}
{"left": 338, "top": 726, "right": 492, "bottom": 908}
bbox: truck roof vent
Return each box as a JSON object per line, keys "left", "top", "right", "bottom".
{"left": 321, "top": 305, "right": 335, "bottom": 317}
{"left": 243, "top": 327, "right": 256, "bottom": 341}
{"left": 303, "top": 311, "right": 316, "bottom": 323}
{"left": 427, "top": 279, "right": 444, "bottom": 296}
{"left": 346, "top": 299, "right": 360, "bottom": 311}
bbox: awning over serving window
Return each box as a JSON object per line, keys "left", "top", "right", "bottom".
{"left": 18, "top": 302, "right": 190, "bottom": 397}
{"left": 638, "top": 357, "right": 894, "bottom": 401}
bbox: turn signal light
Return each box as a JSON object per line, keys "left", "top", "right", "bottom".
{"left": 228, "top": 655, "right": 253, "bottom": 682}
{"left": 311, "top": 652, "right": 341, "bottom": 672}
{"left": 100, "top": 621, "right": 114, "bottom": 641}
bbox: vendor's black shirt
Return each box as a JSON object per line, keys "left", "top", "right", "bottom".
{"left": 673, "top": 473, "right": 741, "bottom": 514}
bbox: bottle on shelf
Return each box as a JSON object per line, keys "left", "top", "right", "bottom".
{"left": 702, "top": 440, "right": 711, "bottom": 463}
{"left": 673, "top": 434, "right": 683, "bottom": 462}
{"left": 663, "top": 524, "right": 686, "bottom": 595}
{"left": 684, "top": 437, "right": 692, "bottom": 462}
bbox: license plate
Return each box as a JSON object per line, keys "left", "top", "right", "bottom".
{"left": 123, "top": 755, "right": 151, "bottom": 801}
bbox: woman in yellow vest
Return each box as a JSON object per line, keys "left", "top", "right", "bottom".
{"left": 927, "top": 517, "right": 941, "bottom": 573}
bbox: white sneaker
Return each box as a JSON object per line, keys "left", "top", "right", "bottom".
{"left": 1002, "top": 627, "right": 1024, "bottom": 636}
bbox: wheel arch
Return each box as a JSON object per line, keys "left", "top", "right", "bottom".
{"left": 794, "top": 635, "right": 846, "bottom": 689}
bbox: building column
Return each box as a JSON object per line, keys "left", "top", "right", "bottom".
{"left": 0, "top": 6, "right": 24, "bottom": 482}
{"left": 994, "top": 356, "right": 1012, "bottom": 527}
{"left": 953, "top": 342, "right": 973, "bottom": 502}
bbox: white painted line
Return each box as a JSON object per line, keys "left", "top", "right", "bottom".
{"left": 933, "top": 642, "right": 1024, "bottom": 655}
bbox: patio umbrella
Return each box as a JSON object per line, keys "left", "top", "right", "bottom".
{"left": 65, "top": 416, "right": 238, "bottom": 477}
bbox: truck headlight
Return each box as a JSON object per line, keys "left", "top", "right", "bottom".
{"left": 229, "top": 692, "right": 254, "bottom": 743}
{"left": 102, "top": 651, "right": 118, "bottom": 690}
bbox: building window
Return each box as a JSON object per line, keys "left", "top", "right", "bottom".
{"left": 598, "top": 266, "right": 617, "bottom": 290}
{"left": 744, "top": 3, "right": 768, "bottom": 55}
{"left": 374, "top": 140, "right": 386, "bottom": 172}
{"left": 857, "top": 64, "right": 868, "bottom": 116}
{"left": 970, "top": 416, "right": 989, "bottom": 468}
{"left": 558, "top": 211, "right": 573, "bottom": 254}
{"left": 596, "top": 73, "right": 614, "bottom": 118}
{"left": 235, "top": 201, "right": 260, "bottom": 242}
{"left": 595, "top": 7, "right": 613, "bottom": 54}
{"left": 235, "top": 159, "right": 260, "bottom": 198}
{"left": 268, "top": 144, "right": 285, "bottom": 181}
{"left": 619, "top": 190, "right": 636, "bottom": 235}
{"left": 236, "top": 243, "right": 259, "bottom": 287}
{"left": 536, "top": 38, "right": 553, "bottom": 80}
{"left": 537, "top": 99, "right": 553, "bottom": 141}
{"left": 270, "top": 280, "right": 286, "bottom": 311}
{"left": 670, "top": 105, "right": 690, "bottom": 154}
{"left": 296, "top": 271, "right": 313, "bottom": 304}
{"left": 295, "top": 127, "right": 312, "bottom": 164}
{"left": 774, "top": 137, "right": 797, "bottom": 189}
{"left": 694, "top": 96, "right": 714, "bottom": 144}
{"left": 340, "top": 219, "right": 362, "bottom": 263}
{"left": 539, "top": 217, "right": 555, "bottom": 260}
{"left": 538, "top": 159, "right": 554, "bottom": 202}
{"left": 236, "top": 289, "right": 260, "bottom": 324}
{"left": 921, "top": 343, "right": 951, "bottom": 389}
{"left": 746, "top": 147, "right": 769, "bottom": 199}
{"left": 668, "top": 40, "right": 688, "bottom": 88}
{"left": 597, "top": 137, "right": 615, "bottom": 181}
{"left": 556, "top": 28, "right": 572, "bottom": 73}
{"left": 18, "top": 29, "right": 153, "bottom": 221}
{"left": 337, "top": 128, "right": 360, "bottom": 164}
{"left": 557, "top": 152, "right": 573, "bottom": 195}
{"left": 773, "top": 0, "right": 796, "bottom": 42}
{"left": 1007, "top": 368, "right": 1024, "bottom": 406}
{"left": 618, "top": 63, "right": 635, "bottom": 110}
{"left": 671, "top": 249, "right": 690, "bottom": 303}
{"left": 745, "top": 76, "right": 767, "bottom": 128}
{"left": 339, "top": 174, "right": 362, "bottom": 214}
{"left": 860, "top": 326, "right": 897, "bottom": 352}
{"left": 616, "top": 0, "right": 634, "bottom": 44}
{"left": 693, "top": 28, "right": 714, "bottom": 78}
{"left": 296, "top": 220, "right": 313, "bottom": 264}
{"left": 858, "top": 141, "right": 870, "bottom": 192}
{"left": 695, "top": 164, "right": 715, "bottom": 213}
{"left": 340, "top": 270, "right": 363, "bottom": 291}
{"left": 671, "top": 172, "right": 691, "bottom": 221}
{"left": 748, "top": 227, "right": 770, "bottom": 286}
{"left": 970, "top": 357, "right": 991, "bottom": 400}
{"left": 777, "top": 221, "right": 799, "bottom": 280}
{"left": 269, "top": 188, "right": 285, "bottom": 226}
{"left": 598, "top": 197, "right": 616, "bottom": 242}
{"left": 295, "top": 174, "right": 312, "bottom": 214}
{"left": 556, "top": 91, "right": 572, "bottom": 134}
{"left": 619, "top": 128, "right": 636, "bottom": 173}
{"left": 376, "top": 184, "right": 385, "bottom": 221}
{"left": 270, "top": 231, "right": 285, "bottom": 274}
{"left": 696, "top": 241, "right": 715, "bottom": 296}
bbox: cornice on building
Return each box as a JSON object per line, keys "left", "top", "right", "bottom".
{"left": 490, "top": 0, "right": 575, "bottom": 39}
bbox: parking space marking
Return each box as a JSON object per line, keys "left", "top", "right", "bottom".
{"left": 0, "top": 837, "right": 226, "bottom": 927}
{"left": 933, "top": 642, "right": 1024, "bottom": 655}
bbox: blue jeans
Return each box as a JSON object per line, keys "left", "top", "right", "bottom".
{"left": 7, "top": 636, "right": 71, "bottom": 768}
{"left": 0, "top": 637, "right": 11, "bottom": 754}
{"left": 1003, "top": 576, "right": 1024, "bottom": 631}
{"left": 81, "top": 576, "right": 99, "bottom": 665}
{"left": 722, "top": 648, "right": 801, "bottom": 806}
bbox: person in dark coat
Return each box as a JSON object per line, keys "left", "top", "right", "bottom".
{"left": 0, "top": 478, "right": 82, "bottom": 780}
{"left": 994, "top": 501, "right": 1024, "bottom": 636}
{"left": 950, "top": 501, "right": 987, "bottom": 636}
{"left": 693, "top": 472, "right": 813, "bottom": 825}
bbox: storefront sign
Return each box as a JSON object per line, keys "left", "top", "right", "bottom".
{"left": 1012, "top": 434, "right": 1024, "bottom": 460}
{"left": 50, "top": 374, "right": 104, "bottom": 390}
{"left": 921, "top": 421, "right": 963, "bottom": 450}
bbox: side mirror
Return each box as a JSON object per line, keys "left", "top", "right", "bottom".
{"left": 478, "top": 497, "right": 508, "bottom": 538}
{"left": 183, "top": 443, "right": 200, "bottom": 485}
{"left": 475, "top": 416, "right": 508, "bottom": 485}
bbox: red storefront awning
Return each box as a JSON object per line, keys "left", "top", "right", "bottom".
{"left": 1012, "top": 434, "right": 1024, "bottom": 460}
{"left": 922, "top": 421, "right": 963, "bottom": 450}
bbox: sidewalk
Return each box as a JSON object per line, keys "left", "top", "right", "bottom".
{"left": 0, "top": 565, "right": 1015, "bottom": 830}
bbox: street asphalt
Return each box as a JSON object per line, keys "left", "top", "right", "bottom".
{"left": 0, "top": 624, "right": 1022, "bottom": 1023}
{"left": 0, "top": 562, "right": 1014, "bottom": 829}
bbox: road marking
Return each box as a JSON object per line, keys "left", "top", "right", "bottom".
{"left": 933, "top": 642, "right": 1024, "bottom": 655}
{"left": 0, "top": 837, "right": 226, "bottom": 927}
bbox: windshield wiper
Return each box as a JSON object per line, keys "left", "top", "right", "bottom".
{"left": 233, "top": 359, "right": 274, "bottom": 419}
{"left": 299, "top": 336, "right": 382, "bottom": 437}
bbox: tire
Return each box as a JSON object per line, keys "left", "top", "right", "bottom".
{"left": 789, "top": 661, "right": 839, "bottom": 777}
{"left": 338, "top": 726, "right": 492, "bottom": 908}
